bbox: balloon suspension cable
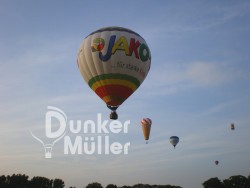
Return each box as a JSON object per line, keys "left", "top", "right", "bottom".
{"left": 107, "top": 105, "right": 119, "bottom": 120}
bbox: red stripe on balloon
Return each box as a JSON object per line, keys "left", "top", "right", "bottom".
{"left": 95, "top": 85, "right": 133, "bottom": 105}
{"left": 141, "top": 118, "right": 152, "bottom": 125}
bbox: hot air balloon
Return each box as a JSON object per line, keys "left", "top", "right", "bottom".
{"left": 215, "top": 160, "right": 219, "bottom": 165}
{"left": 169, "top": 136, "right": 179, "bottom": 149}
{"left": 231, "top": 123, "right": 235, "bottom": 130}
{"left": 77, "top": 26, "right": 151, "bottom": 119}
{"left": 141, "top": 118, "right": 152, "bottom": 144}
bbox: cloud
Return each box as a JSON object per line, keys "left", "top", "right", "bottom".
{"left": 139, "top": 61, "right": 242, "bottom": 97}
{"left": 186, "top": 62, "right": 232, "bottom": 86}
{"left": 143, "top": 2, "right": 250, "bottom": 38}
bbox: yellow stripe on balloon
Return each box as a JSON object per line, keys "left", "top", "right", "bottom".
{"left": 91, "top": 79, "right": 137, "bottom": 91}
{"left": 102, "top": 96, "right": 112, "bottom": 103}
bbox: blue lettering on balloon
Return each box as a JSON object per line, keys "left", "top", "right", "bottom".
{"left": 99, "top": 35, "right": 116, "bottom": 61}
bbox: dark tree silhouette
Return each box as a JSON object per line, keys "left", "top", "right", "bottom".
{"left": 2, "top": 174, "right": 29, "bottom": 188}
{"left": 202, "top": 177, "right": 225, "bottom": 188}
{"left": 86, "top": 182, "right": 103, "bottom": 188}
{"left": 106, "top": 184, "right": 118, "bottom": 188}
{"left": 119, "top": 186, "right": 133, "bottom": 188}
{"left": 53, "top": 178, "right": 65, "bottom": 188}
{"left": 124, "top": 184, "right": 181, "bottom": 188}
{"left": 223, "top": 175, "right": 249, "bottom": 188}
{"left": 133, "top": 184, "right": 145, "bottom": 188}
{"left": 29, "top": 176, "right": 53, "bottom": 188}
{"left": 0, "top": 175, "right": 7, "bottom": 188}
{"left": 157, "top": 185, "right": 182, "bottom": 188}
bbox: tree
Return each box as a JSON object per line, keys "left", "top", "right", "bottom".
{"left": 86, "top": 182, "right": 103, "bottom": 188}
{"left": 106, "top": 184, "right": 117, "bottom": 188}
{"left": 223, "top": 175, "right": 249, "bottom": 188}
{"left": 29, "top": 176, "right": 53, "bottom": 188}
{"left": 132, "top": 184, "right": 182, "bottom": 188}
{"left": 5, "top": 174, "right": 29, "bottom": 188}
{"left": 202, "top": 177, "right": 225, "bottom": 188}
{"left": 133, "top": 184, "right": 151, "bottom": 188}
{"left": 0, "top": 175, "right": 7, "bottom": 188}
{"left": 119, "top": 186, "right": 133, "bottom": 188}
{"left": 53, "top": 178, "right": 65, "bottom": 188}
{"left": 158, "top": 185, "right": 182, "bottom": 188}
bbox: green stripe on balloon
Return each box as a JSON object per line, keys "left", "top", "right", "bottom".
{"left": 88, "top": 73, "right": 141, "bottom": 88}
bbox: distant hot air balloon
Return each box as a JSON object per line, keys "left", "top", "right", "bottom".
{"left": 77, "top": 26, "right": 151, "bottom": 119}
{"left": 215, "top": 160, "right": 219, "bottom": 165}
{"left": 231, "top": 123, "right": 235, "bottom": 130}
{"left": 169, "top": 136, "right": 179, "bottom": 149}
{"left": 141, "top": 118, "right": 152, "bottom": 144}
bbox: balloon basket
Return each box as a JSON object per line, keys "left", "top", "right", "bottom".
{"left": 110, "top": 111, "right": 118, "bottom": 120}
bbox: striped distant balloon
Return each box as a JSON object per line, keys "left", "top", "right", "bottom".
{"left": 77, "top": 26, "right": 151, "bottom": 119}
{"left": 141, "top": 118, "right": 152, "bottom": 144}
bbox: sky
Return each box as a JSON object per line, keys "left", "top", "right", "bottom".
{"left": 1, "top": 1, "right": 250, "bottom": 188}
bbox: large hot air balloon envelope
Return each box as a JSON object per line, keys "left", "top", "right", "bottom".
{"left": 169, "top": 136, "right": 179, "bottom": 149}
{"left": 77, "top": 26, "right": 151, "bottom": 119}
{"left": 215, "top": 160, "right": 219, "bottom": 165}
{"left": 141, "top": 118, "right": 152, "bottom": 144}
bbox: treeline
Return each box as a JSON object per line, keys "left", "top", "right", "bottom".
{"left": 0, "top": 174, "right": 182, "bottom": 188}
{"left": 4, "top": 173, "right": 250, "bottom": 188}
{"left": 86, "top": 183, "right": 182, "bottom": 188}
{"left": 0, "top": 174, "right": 64, "bottom": 188}
{"left": 202, "top": 175, "right": 250, "bottom": 188}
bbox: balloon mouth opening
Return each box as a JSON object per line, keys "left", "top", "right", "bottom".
{"left": 107, "top": 105, "right": 119, "bottom": 111}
